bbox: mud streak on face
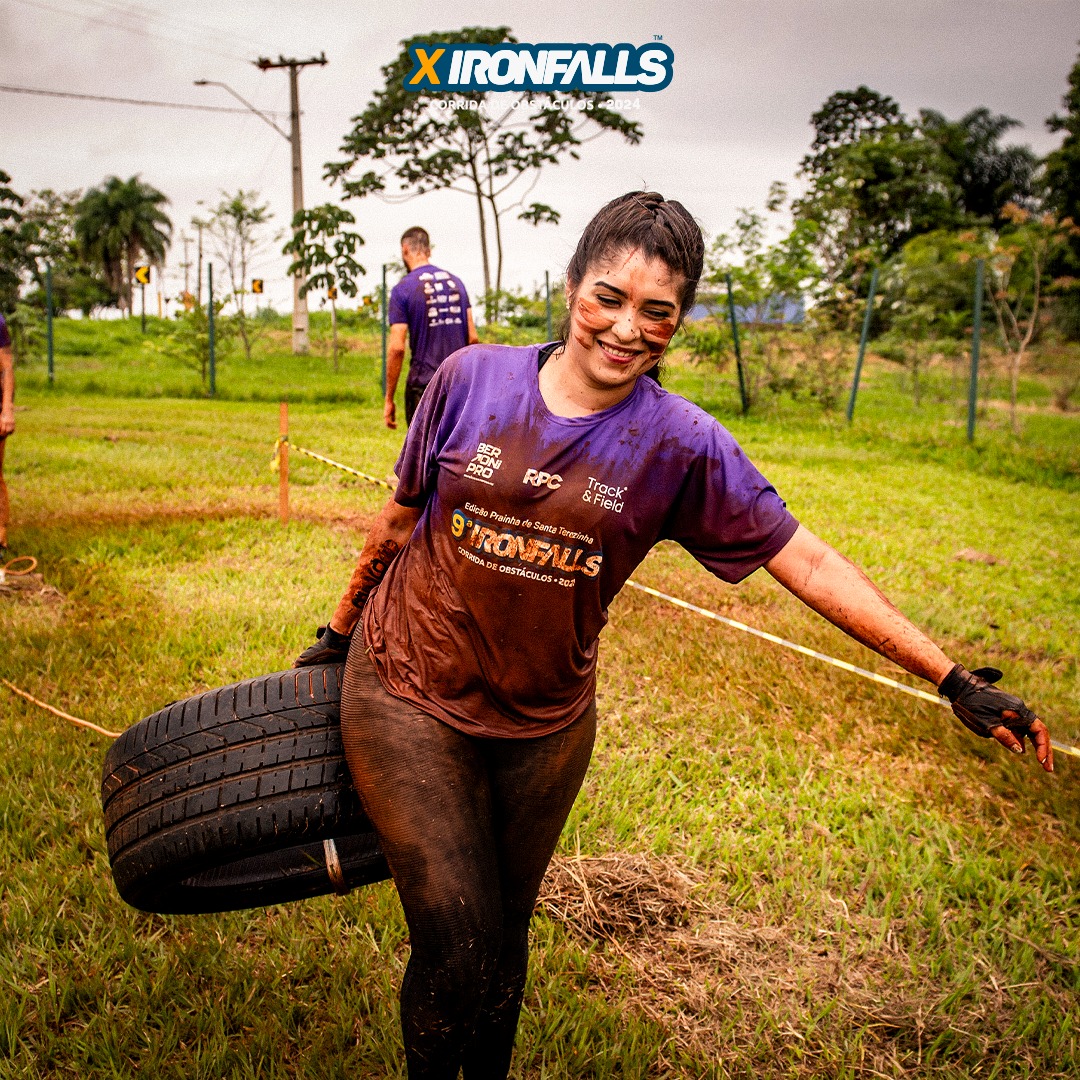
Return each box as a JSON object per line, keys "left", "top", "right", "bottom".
{"left": 572, "top": 296, "right": 609, "bottom": 350}
{"left": 641, "top": 315, "right": 677, "bottom": 356}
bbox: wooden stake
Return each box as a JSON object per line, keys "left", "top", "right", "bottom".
{"left": 279, "top": 401, "right": 289, "bottom": 523}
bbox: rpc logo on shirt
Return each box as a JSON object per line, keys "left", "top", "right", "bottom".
{"left": 522, "top": 469, "right": 562, "bottom": 490}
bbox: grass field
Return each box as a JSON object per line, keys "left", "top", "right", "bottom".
{"left": 1, "top": 323, "right": 1079, "bottom": 1078}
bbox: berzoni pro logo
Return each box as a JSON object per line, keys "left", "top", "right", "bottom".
{"left": 404, "top": 41, "right": 675, "bottom": 93}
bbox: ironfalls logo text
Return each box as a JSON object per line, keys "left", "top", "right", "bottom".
{"left": 403, "top": 42, "right": 675, "bottom": 93}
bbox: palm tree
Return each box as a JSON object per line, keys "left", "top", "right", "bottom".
{"left": 75, "top": 176, "right": 172, "bottom": 314}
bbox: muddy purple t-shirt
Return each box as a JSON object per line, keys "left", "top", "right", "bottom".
{"left": 388, "top": 264, "right": 471, "bottom": 389}
{"left": 0, "top": 315, "right": 10, "bottom": 349}
{"left": 364, "top": 343, "right": 799, "bottom": 738}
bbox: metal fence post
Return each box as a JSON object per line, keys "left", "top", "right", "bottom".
{"left": 279, "top": 401, "right": 289, "bottom": 524}
{"left": 845, "top": 265, "right": 879, "bottom": 423}
{"left": 208, "top": 263, "right": 216, "bottom": 397}
{"left": 725, "top": 273, "right": 749, "bottom": 414}
{"left": 46, "top": 263, "right": 54, "bottom": 385}
{"left": 967, "top": 258, "right": 984, "bottom": 443}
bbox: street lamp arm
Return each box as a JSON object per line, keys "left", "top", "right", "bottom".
{"left": 193, "top": 79, "right": 290, "bottom": 141}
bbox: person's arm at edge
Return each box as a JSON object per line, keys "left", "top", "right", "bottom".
{"left": 0, "top": 343, "right": 14, "bottom": 437}
{"left": 384, "top": 323, "right": 408, "bottom": 429}
{"left": 466, "top": 309, "right": 479, "bottom": 346}
{"left": 327, "top": 497, "right": 422, "bottom": 636}
{"left": 764, "top": 524, "right": 1053, "bottom": 770}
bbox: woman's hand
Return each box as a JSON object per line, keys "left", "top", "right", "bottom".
{"left": 0, "top": 407, "right": 13, "bottom": 438}
{"left": 939, "top": 664, "right": 1053, "bottom": 770}
{"left": 293, "top": 624, "right": 355, "bottom": 667}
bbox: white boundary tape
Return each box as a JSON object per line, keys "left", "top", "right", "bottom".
{"left": 624, "top": 579, "right": 1079, "bottom": 760}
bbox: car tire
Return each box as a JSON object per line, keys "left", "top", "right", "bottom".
{"left": 100, "top": 664, "right": 390, "bottom": 914}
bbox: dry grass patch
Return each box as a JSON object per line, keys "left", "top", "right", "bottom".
{"left": 538, "top": 853, "right": 1073, "bottom": 1077}
{"left": 0, "top": 572, "right": 64, "bottom": 606}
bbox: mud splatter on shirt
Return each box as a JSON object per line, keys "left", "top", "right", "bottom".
{"left": 364, "top": 343, "right": 798, "bottom": 738}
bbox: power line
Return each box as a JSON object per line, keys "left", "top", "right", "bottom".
{"left": 10, "top": 0, "right": 254, "bottom": 63}
{"left": 74, "top": 0, "right": 281, "bottom": 57}
{"left": 0, "top": 83, "right": 285, "bottom": 116}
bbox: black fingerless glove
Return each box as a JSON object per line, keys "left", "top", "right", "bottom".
{"left": 293, "top": 624, "right": 353, "bottom": 668}
{"left": 938, "top": 664, "right": 1038, "bottom": 740}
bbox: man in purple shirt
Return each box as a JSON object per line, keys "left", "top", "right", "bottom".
{"left": 384, "top": 227, "right": 478, "bottom": 429}
{"left": 0, "top": 313, "right": 14, "bottom": 553}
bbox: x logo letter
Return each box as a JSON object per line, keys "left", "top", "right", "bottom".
{"left": 409, "top": 47, "right": 445, "bottom": 85}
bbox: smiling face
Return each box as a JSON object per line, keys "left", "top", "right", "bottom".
{"left": 562, "top": 247, "right": 683, "bottom": 406}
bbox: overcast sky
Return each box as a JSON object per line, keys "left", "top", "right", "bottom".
{"left": 2, "top": 0, "right": 1077, "bottom": 313}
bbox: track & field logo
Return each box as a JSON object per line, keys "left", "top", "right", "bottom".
{"left": 404, "top": 42, "right": 675, "bottom": 93}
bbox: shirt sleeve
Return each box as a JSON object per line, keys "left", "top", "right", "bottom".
{"left": 660, "top": 424, "right": 799, "bottom": 584}
{"left": 457, "top": 279, "right": 471, "bottom": 312}
{"left": 0, "top": 317, "right": 10, "bottom": 349}
{"left": 392, "top": 352, "right": 465, "bottom": 507}
{"left": 388, "top": 280, "right": 409, "bottom": 326}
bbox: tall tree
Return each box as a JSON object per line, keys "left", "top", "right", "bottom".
{"left": 74, "top": 176, "right": 172, "bottom": 314}
{"left": 882, "top": 230, "right": 974, "bottom": 405}
{"left": 792, "top": 87, "right": 994, "bottom": 311}
{"left": 0, "top": 170, "right": 32, "bottom": 314}
{"left": 919, "top": 108, "right": 1037, "bottom": 222}
{"left": 1044, "top": 45, "right": 1080, "bottom": 227}
{"left": 969, "top": 205, "right": 1078, "bottom": 431}
{"left": 209, "top": 190, "right": 273, "bottom": 359}
{"left": 800, "top": 86, "right": 905, "bottom": 179}
{"left": 22, "top": 189, "right": 114, "bottom": 315}
{"left": 1044, "top": 44, "right": 1080, "bottom": 341}
{"left": 325, "top": 26, "right": 642, "bottom": 313}
{"left": 284, "top": 203, "right": 366, "bottom": 371}
{"left": 793, "top": 122, "right": 958, "bottom": 301}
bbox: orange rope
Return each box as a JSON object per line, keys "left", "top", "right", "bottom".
{"left": 1, "top": 555, "right": 38, "bottom": 577}
{"left": 0, "top": 677, "right": 122, "bottom": 738}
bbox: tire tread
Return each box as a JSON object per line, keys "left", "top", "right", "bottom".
{"left": 100, "top": 664, "right": 386, "bottom": 914}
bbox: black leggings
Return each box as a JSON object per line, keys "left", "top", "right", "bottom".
{"left": 340, "top": 638, "right": 596, "bottom": 1080}
{"left": 404, "top": 382, "right": 426, "bottom": 426}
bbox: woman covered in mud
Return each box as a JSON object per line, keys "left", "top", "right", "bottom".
{"left": 294, "top": 191, "right": 1053, "bottom": 1080}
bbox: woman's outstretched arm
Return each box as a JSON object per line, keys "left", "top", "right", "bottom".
{"left": 764, "top": 525, "right": 1053, "bottom": 771}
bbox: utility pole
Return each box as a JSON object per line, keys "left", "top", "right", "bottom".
{"left": 253, "top": 52, "right": 327, "bottom": 354}
{"left": 197, "top": 55, "right": 325, "bottom": 353}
